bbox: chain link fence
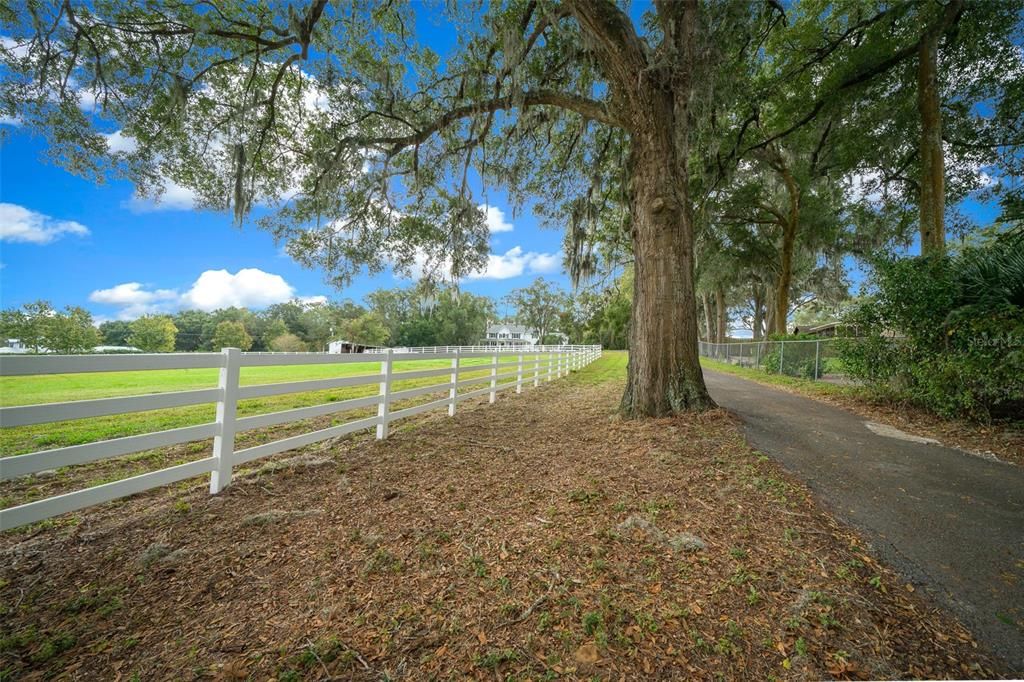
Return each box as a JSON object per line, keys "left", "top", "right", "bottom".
{"left": 698, "top": 338, "right": 853, "bottom": 382}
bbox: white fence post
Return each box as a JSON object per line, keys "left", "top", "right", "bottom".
{"left": 448, "top": 349, "right": 459, "bottom": 416}
{"left": 534, "top": 353, "right": 540, "bottom": 387}
{"left": 548, "top": 351, "right": 554, "bottom": 381}
{"left": 376, "top": 348, "right": 393, "bottom": 439}
{"left": 814, "top": 340, "right": 821, "bottom": 380}
{"left": 489, "top": 351, "right": 498, "bottom": 403}
{"left": 210, "top": 347, "right": 240, "bottom": 494}
{"left": 516, "top": 352, "right": 524, "bottom": 394}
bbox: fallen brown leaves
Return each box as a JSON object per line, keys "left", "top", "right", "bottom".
{"left": 0, "top": 375, "right": 1007, "bottom": 680}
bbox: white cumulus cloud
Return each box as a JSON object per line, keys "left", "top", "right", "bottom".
{"left": 102, "top": 129, "right": 138, "bottom": 154}
{"left": 89, "top": 268, "right": 322, "bottom": 319}
{"left": 0, "top": 203, "right": 90, "bottom": 244}
{"left": 124, "top": 177, "right": 200, "bottom": 212}
{"left": 89, "top": 282, "right": 179, "bottom": 319}
{"left": 180, "top": 268, "right": 296, "bottom": 311}
{"left": 466, "top": 246, "right": 562, "bottom": 280}
{"left": 478, "top": 204, "right": 515, "bottom": 233}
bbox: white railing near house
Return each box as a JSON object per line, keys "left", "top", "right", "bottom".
{"left": 0, "top": 345, "right": 602, "bottom": 529}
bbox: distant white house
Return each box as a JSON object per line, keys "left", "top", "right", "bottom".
{"left": 0, "top": 339, "right": 31, "bottom": 354}
{"left": 481, "top": 323, "right": 567, "bottom": 347}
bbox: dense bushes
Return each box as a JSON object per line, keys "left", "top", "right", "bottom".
{"left": 762, "top": 333, "right": 821, "bottom": 379}
{"left": 837, "top": 239, "right": 1024, "bottom": 420}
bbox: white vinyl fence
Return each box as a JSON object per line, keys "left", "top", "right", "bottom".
{"left": 0, "top": 345, "right": 602, "bottom": 529}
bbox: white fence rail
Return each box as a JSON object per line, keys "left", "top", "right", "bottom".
{"left": 0, "top": 345, "right": 602, "bottom": 529}
{"left": 362, "top": 344, "right": 596, "bottom": 354}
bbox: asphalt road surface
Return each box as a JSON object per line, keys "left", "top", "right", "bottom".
{"left": 703, "top": 369, "right": 1024, "bottom": 674}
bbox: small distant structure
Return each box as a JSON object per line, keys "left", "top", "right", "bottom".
{"left": 1, "top": 339, "right": 31, "bottom": 354}
{"left": 791, "top": 321, "right": 844, "bottom": 338}
{"left": 327, "top": 339, "right": 378, "bottom": 354}
{"left": 481, "top": 323, "right": 568, "bottom": 347}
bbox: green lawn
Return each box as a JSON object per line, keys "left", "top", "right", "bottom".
{"left": 0, "top": 355, "right": 567, "bottom": 456}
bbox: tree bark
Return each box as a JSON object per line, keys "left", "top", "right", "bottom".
{"left": 918, "top": 32, "right": 945, "bottom": 255}
{"left": 619, "top": 121, "right": 715, "bottom": 416}
{"left": 752, "top": 286, "right": 764, "bottom": 340}
{"left": 569, "top": 0, "right": 714, "bottom": 417}
{"left": 773, "top": 165, "right": 801, "bottom": 335}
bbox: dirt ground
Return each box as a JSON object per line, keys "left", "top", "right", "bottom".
{"left": 0, "top": 356, "right": 1007, "bottom": 680}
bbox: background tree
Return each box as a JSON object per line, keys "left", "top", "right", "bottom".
{"left": 171, "top": 310, "right": 213, "bottom": 352}
{"left": 336, "top": 313, "right": 389, "bottom": 347}
{"left": 504, "top": 278, "right": 567, "bottom": 345}
{"left": 128, "top": 315, "right": 178, "bottom": 353}
{"left": 269, "top": 333, "right": 308, "bottom": 352}
{"left": 98, "top": 320, "right": 133, "bottom": 347}
{"left": 0, "top": 301, "right": 54, "bottom": 352}
{"left": 42, "top": 306, "right": 99, "bottom": 354}
{"left": 210, "top": 320, "right": 253, "bottom": 351}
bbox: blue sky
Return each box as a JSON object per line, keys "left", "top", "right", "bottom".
{"left": 0, "top": 6, "right": 571, "bottom": 323}
{"left": 0, "top": 126, "right": 568, "bottom": 322}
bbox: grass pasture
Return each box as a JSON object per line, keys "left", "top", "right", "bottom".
{"left": 0, "top": 353, "right": 560, "bottom": 511}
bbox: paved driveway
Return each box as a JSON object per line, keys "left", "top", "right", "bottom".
{"left": 703, "top": 369, "right": 1024, "bottom": 673}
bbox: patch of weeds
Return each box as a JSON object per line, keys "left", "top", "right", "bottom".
{"left": 63, "top": 587, "right": 123, "bottom": 617}
{"left": 500, "top": 602, "right": 520, "bottom": 617}
{"left": 537, "top": 611, "right": 553, "bottom": 632}
{"left": 729, "top": 546, "right": 748, "bottom": 560}
{"left": 729, "top": 567, "right": 755, "bottom": 586}
{"left": 363, "top": 549, "right": 403, "bottom": 575}
{"left": 0, "top": 627, "right": 38, "bottom": 655}
{"left": 569, "top": 488, "right": 603, "bottom": 505}
{"left": 31, "top": 632, "right": 76, "bottom": 664}
{"left": 468, "top": 554, "right": 488, "bottom": 578}
{"left": 172, "top": 498, "right": 191, "bottom": 514}
{"left": 590, "top": 558, "right": 609, "bottom": 573}
{"left": 818, "top": 611, "right": 840, "bottom": 629}
{"left": 635, "top": 610, "right": 659, "bottom": 634}
{"left": 417, "top": 542, "right": 437, "bottom": 562}
{"left": 782, "top": 527, "right": 799, "bottom": 543}
{"left": 475, "top": 648, "right": 520, "bottom": 670}
{"left": 691, "top": 630, "right": 713, "bottom": 654}
{"left": 714, "top": 620, "right": 743, "bottom": 658}
{"left": 746, "top": 585, "right": 761, "bottom": 606}
{"left": 868, "top": 575, "right": 884, "bottom": 590}
{"left": 794, "top": 636, "right": 808, "bottom": 657}
{"left": 582, "top": 611, "right": 603, "bottom": 636}
{"left": 495, "top": 576, "right": 512, "bottom": 592}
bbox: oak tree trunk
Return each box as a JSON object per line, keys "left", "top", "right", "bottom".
{"left": 620, "top": 122, "right": 715, "bottom": 417}
{"left": 918, "top": 33, "right": 945, "bottom": 255}
{"left": 773, "top": 167, "right": 801, "bottom": 335}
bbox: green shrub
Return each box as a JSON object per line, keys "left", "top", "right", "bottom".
{"left": 837, "top": 240, "right": 1024, "bottom": 420}
{"left": 762, "top": 333, "right": 820, "bottom": 379}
